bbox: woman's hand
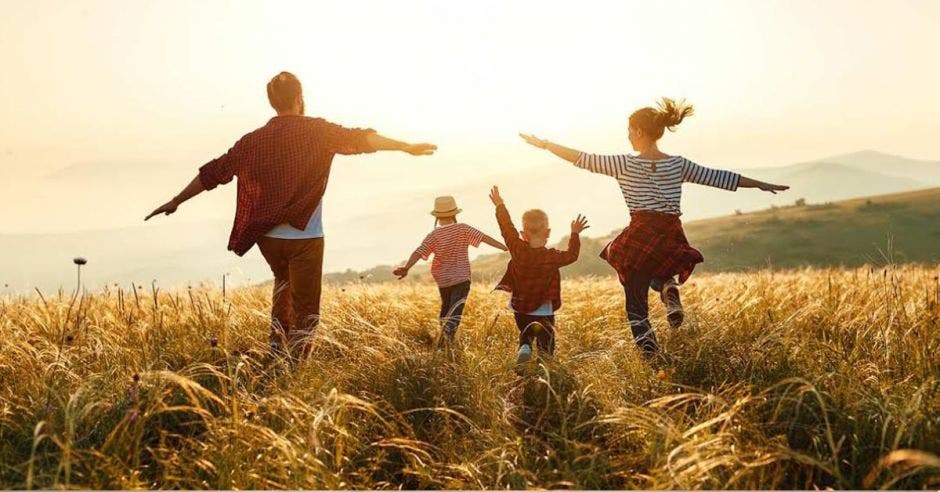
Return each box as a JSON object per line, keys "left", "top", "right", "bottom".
{"left": 393, "top": 266, "right": 409, "bottom": 279}
{"left": 759, "top": 182, "right": 790, "bottom": 194}
{"left": 739, "top": 176, "right": 790, "bottom": 194}
{"left": 519, "top": 133, "right": 582, "bottom": 163}
{"left": 570, "top": 214, "right": 590, "bottom": 234}
{"left": 519, "top": 133, "right": 548, "bottom": 149}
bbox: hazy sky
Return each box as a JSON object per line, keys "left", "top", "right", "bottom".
{"left": 1, "top": 0, "right": 939, "bottom": 222}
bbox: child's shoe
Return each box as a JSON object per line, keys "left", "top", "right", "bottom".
{"left": 660, "top": 279, "right": 684, "bottom": 329}
{"left": 516, "top": 343, "right": 533, "bottom": 364}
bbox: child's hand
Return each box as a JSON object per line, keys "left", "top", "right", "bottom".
{"left": 570, "top": 214, "right": 590, "bottom": 234}
{"left": 489, "top": 186, "right": 504, "bottom": 207}
{"left": 393, "top": 266, "right": 409, "bottom": 279}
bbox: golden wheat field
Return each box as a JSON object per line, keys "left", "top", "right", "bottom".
{"left": 1, "top": 266, "right": 939, "bottom": 490}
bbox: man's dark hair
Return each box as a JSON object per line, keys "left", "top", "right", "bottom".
{"left": 267, "top": 71, "right": 303, "bottom": 113}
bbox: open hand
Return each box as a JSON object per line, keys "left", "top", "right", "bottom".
{"left": 760, "top": 182, "right": 790, "bottom": 194}
{"left": 405, "top": 143, "right": 437, "bottom": 156}
{"left": 570, "top": 214, "right": 590, "bottom": 234}
{"left": 519, "top": 133, "right": 548, "bottom": 149}
{"left": 393, "top": 266, "right": 409, "bottom": 279}
{"left": 145, "top": 199, "right": 178, "bottom": 221}
{"left": 489, "top": 186, "right": 504, "bottom": 207}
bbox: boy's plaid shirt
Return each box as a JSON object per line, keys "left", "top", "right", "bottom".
{"left": 494, "top": 203, "right": 580, "bottom": 313}
{"left": 198, "top": 115, "right": 376, "bottom": 256}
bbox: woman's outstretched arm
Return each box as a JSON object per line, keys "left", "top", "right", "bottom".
{"left": 521, "top": 133, "right": 625, "bottom": 177}
{"left": 682, "top": 158, "right": 789, "bottom": 194}
{"left": 519, "top": 133, "right": 582, "bottom": 163}
{"left": 738, "top": 176, "right": 790, "bottom": 194}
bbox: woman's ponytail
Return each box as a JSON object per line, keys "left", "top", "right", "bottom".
{"left": 656, "top": 97, "right": 694, "bottom": 133}
{"left": 630, "top": 97, "right": 694, "bottom": 140}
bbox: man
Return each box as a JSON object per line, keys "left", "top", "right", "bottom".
{"left": 145, "top": 71, "right": 436, "bottom": 359}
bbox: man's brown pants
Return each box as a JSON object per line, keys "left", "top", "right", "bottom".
{"left": 257, "top": 236, "right": 324, "bottom": 359}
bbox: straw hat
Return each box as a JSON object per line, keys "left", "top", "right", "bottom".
{"left": 430, "top": 196, "right": 462, "bottom": 218}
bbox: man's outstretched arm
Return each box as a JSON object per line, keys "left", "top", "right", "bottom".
{"left": 146, "top": 135, "right": 245, "bottom": 221}
{"left": 365, "top": 133, "right": 437, "bottom": 156}
{"left": 145, "top": 175, "right": 205, "bottom": 220}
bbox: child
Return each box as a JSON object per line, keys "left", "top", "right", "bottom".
{"left": 488, "top": 186, "right": 589, "bottom": 364}
{"left": 394, "top": 195, "right": 507, "bottom": 342}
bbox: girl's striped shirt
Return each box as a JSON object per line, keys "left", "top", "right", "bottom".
{"left": 575, "top": 153, "right": 741, "bottom": 215}
{"left": 415, "top": 223, "right": 485, "bottom": 288}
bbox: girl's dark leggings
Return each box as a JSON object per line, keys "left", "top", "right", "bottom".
{"left": 438, "top": 281, "right": 471, "bottom": 339}
{"left": 624, "top": 274, "right": 662, "bottom": 355}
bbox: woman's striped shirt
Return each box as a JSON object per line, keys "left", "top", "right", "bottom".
{"left": 415, "top": 223, "right": 485, "bottom": 288}
{"left": 575, "top": 153, "right": 740, "bottom": 215}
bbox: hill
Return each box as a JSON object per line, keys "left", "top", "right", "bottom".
{"left": 328, "top": 187, "right": 940, "bottom": 284}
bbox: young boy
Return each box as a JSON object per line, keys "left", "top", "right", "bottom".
{"left": 488, "top": 186, "right": 589, "bottom": 363}
{"left": 394, "top": 195, "right": 507, "bottom": 342}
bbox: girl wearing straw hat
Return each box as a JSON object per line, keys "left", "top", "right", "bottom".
{"left": 394, "top": 196, "right": 507, "bottom": 343}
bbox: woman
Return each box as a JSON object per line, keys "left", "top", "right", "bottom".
{"left": 520, "top": 98, "right": 788, "bottom": 355}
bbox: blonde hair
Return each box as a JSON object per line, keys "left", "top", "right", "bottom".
{"left": 522, "top": 209, "right": 549, "bottom": 235}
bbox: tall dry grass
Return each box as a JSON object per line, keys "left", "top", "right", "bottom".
{"left": 1, "top": 266, "right": 938, "bottom": 489}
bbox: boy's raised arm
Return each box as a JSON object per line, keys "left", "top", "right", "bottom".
{"left": 489, "top": 186, "right": 524, "bottom": 254}
{"left": 550, "top": 214, "right": 589, "bottom": 267}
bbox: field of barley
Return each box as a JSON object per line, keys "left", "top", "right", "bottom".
{"left": 1, "top": 266, "right": 939, "bottom": 489}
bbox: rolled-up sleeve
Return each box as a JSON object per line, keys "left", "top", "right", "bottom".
{"left": 319, "top": 119, "right": 378, "bottom": 155}
{"left": 198, "top": 136, "right": 249, "bottom": 190}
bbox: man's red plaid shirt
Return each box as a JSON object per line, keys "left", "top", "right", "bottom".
{"left": 198, "top": 115, "right": 376, "bottom": 256}
{"left": 494, "top": 204, "right": 581, "bottom": 313}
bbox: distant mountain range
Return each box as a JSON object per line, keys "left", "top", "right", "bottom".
{"left": 1, "top": 150, "right": 938, "bottom": 292}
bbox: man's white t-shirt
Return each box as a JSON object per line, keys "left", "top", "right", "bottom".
{"left": 265, "top": 201, "right": 324, "bottom": 239}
